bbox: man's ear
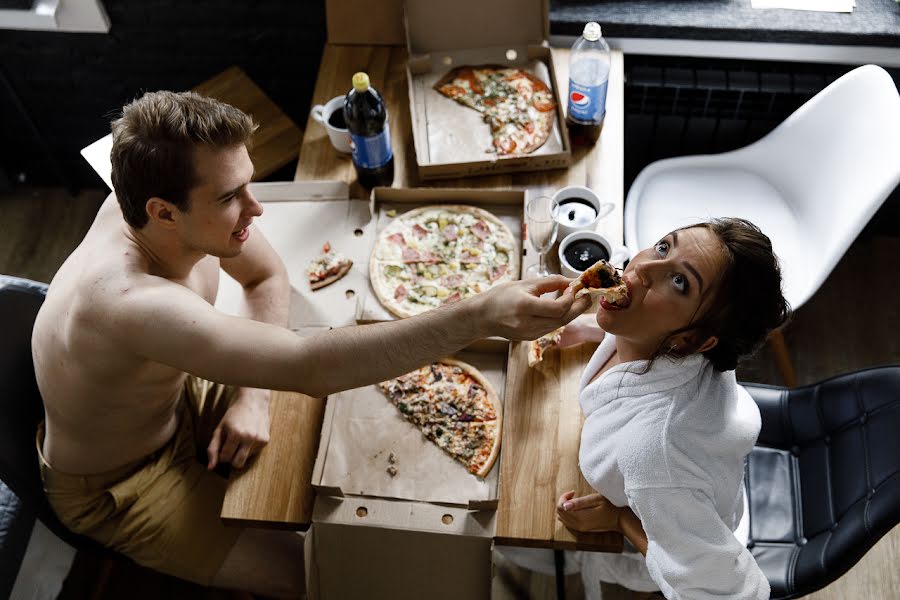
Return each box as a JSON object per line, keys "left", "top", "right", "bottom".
{"left": 146, "top": 197, "right": 177, "bottom": 229}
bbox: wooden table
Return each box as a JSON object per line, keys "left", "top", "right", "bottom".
{"left": 223, "top": 43, "right": 625, "bottom": 552}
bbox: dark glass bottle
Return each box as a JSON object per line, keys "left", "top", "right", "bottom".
{"left": 343, "top": 72, "right": 394, "bottom": 188}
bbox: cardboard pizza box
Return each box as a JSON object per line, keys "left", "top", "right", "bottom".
{"left": 307, "top": 336, "right": 506, "bottom": 600}
{"left": 404, "top": 0, "right": 572, "bottom": 180}
{"left": 357, "top": 186, "right": 525, "bottom": 324}
{"left": 310, "top": 336, "right": 508, "bottom": 509}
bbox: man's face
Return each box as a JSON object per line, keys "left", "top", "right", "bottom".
{"left": 175, "top": 143, "right": 261, "bottom": 259}
{"left": 596, "top": 226, "right": 726, "bottom": 355}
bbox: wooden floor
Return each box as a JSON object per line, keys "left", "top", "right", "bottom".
{"left": 2, "top": 186, "right": 897, "bottom": 599}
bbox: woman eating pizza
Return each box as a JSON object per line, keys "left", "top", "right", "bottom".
{"left": 507, "top": 218, "right": 789, "bottom": 599}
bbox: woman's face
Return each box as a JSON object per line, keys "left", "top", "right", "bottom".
{"left": 596, "top": 226, "right": 727, "bottom": 357}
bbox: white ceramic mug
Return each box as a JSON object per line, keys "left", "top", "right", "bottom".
{"left": 310, "top": 95, "right": 352, "bottom": 154}
{"left": 558, "top": 230, "right": 630, "bottom": 278}
{"left": 551, "top": 185, "right": 615, "bottom": 239}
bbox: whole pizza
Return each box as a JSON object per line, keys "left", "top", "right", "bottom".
{"left": 434, "top": 65, "right": 557, "bottom": 156}
{"left": 378, "top": 359, "right": 502, "bottom": 478}
{"left": 370, "top": 205, "right": 518, "bottom": 319}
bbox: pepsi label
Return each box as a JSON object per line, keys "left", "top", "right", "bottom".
{"left": 567, "top": 79, "right": 608, "bottom": 123}
{"left": 350, "top": 128, "right": 393, "bottom": 169}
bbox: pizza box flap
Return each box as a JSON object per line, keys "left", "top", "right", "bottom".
{"left": 405, "top": 0, "right": 548, "bottom": 56}
{"left": 215, "top": 181, "right": 376, "bottom": 330}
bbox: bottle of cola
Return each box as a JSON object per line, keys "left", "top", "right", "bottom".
{"left": 343, "top": 72, "right": 394, "bottom": 188}
{"left": 566, "top": 22, "right": 611, "bottom": 146}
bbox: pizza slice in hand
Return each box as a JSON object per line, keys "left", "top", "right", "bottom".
{"left": 528, "top": 326, "right": 564, "bottom": 367}
{"left": 567, "top": 260, "right": 630, "bottom": 307}
{"left": 307, "top": 241, "right": 353, "bottom": 290}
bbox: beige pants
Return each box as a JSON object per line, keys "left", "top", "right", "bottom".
{"left": 37, "top": 376, "right": 243, "bottom": 585}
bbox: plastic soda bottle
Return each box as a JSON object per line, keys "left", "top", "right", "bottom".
{"left": 566, "top": 22, "right": 610, "bottom": 146}
{"left": 344, "top": 72, "right": 394, "bottom": 188}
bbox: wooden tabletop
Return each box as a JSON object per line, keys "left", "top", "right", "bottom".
{"left": 224, "top": 43, "right": 624, "bottom": 551}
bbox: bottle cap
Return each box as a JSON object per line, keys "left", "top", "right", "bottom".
{"left": 583, "top": 22, "right": 602, "bottom": 42}
{"left": 352, "top": 72, "right": 370, "bottom": 92}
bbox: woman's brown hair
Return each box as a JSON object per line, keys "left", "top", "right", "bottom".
{"left": 110, "top": 90, "right": 257, "bottom": 228}
{"left": 659, "top": 218, "right": 791, "bottom": 372}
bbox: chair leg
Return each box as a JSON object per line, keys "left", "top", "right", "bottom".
{"left": 767, "top": 329, "right": 797, "bottom": 388}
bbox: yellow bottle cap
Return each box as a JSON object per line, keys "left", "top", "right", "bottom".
{"left": 352, "top": 72, "right": 370, "bottom": 92}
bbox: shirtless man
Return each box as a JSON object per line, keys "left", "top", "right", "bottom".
{"left": 31, "top": 90, "right": 590, "bottom": 598}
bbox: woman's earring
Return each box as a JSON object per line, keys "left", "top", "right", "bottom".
{"left": 670, "top": 343, "right": 678, "bottom": 352}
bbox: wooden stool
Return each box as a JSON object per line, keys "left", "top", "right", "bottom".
{"left": 193, "top": 66, "right": 303, "bottom": 181}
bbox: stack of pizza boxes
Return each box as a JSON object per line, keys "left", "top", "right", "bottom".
{"left": 307, "top": 186, "right": 526, "bottom": 599}
{"left": 404, "top": 0, "right": 572, "bottom": 180}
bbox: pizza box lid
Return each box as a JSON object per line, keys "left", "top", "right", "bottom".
{"left": 405, "top": 0, "right": 548, "bottom": 56}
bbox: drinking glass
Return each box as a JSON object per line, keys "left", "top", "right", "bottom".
{"left": 525, "top": 195, "right": 560, "bottom": 278}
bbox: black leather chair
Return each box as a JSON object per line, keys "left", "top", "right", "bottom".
{"left": 0, "top": 276, "right": 116, "bottom": 568}
{"left": 743, "top": 367, "right": 900, "bottom": 599}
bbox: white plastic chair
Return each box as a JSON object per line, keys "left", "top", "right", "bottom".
{"left": 624, "top": 64, "right": 900, "bottom": 384}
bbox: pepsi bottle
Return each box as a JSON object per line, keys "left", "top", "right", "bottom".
{"left": 566, "top": 22, "right": 610, "bottom": 146}
{"left": 344, "top": 72, "right": 394, "bottom": 188}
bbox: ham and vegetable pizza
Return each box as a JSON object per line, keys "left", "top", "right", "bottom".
{"left": 434, "top": 65, "right": 557, "bottom": 156}
{"left": 378, "top": 359, "right": 502, "bottom": 478}
{"left": 370, "top": 205, "right": 519, "bottom": 319}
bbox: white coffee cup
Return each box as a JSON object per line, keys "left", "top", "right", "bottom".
{"left": 551, "top": 185, "right": 615, "bottom": 239}
{"left": 310, "top": 95, "right": 352, "bottom": 154}
{"left": 558, "top": 230, "right": 630, "bottom": 278}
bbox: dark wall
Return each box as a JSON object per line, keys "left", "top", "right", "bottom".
{"left": 0, "top": 0, "right": 327, "bottom": 190}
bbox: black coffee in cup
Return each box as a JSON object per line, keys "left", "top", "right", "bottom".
{"left": 328, "top": 110, "right": 347, "bottom": 130}
{"left": 563, "top": 238, "right": 609, "bottom": 272}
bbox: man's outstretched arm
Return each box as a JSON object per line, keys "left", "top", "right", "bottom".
{"left": 107, "top": 275, "right": 591, "bottom": 399}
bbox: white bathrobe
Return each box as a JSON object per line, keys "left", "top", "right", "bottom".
{"left": 577, "top": 333, "right": 768, "bottom": 600}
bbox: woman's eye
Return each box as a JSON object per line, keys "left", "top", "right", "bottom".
{"left": 672, "top": 273, "right": 687, "bottom": 293}
{"left": 655, "top": 241, "right": 669, "bottom": 257}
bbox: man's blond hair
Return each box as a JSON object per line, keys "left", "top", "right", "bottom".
{"left": 110, "top": 90, "right": 257, "bottom": 228}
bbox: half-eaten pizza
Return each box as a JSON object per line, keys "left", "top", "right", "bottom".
{"left": 378, "top": 359, "right": 501, "bottom": 478}
{"left": 568, "top": 260, "right": 629, "bottom": 306}
{"left": 434, "top": 65, "right": 557, "bottom": 156}
{"left": 528, "top": 326, "right": 564, "bottom": 367}
{"left": 307, "top": 241, "right": 352, "bottom": 290}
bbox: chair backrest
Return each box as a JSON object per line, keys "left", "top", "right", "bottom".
{"left": 737, "top": 65, "right": 900, "bottom": 305}
{"left": 741, "top": 366, "right": 900, "bottom": 599}
{"left": 0, "top": 276, "right": 108, "bottom": 552}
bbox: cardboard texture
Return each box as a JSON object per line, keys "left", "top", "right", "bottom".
{"left": 312, "top": 341, "right": 507, "bottom": 507}
{"left": 325, "top": 0, "right": 405, "bottom": 45}
{"left": 358, "top": 186, "right": 525, "bottom": 323}
{"left": 309, "top": 500, "right": 494, "bottom": 600}
{"left": 403, "top": 0, "right": 570, "bottom": 180}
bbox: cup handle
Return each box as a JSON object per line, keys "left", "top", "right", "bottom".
{"left": 310, "top": 105, "right": 325, "bottom": 124}
{"left": 596, "top": 202, "right": 615, "bottom": 221}
{"left": 609, "top": 245, "right": 631, "bottom": 269}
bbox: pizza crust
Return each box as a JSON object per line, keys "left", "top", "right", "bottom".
{"left": 434, "top": 65, "right": 557, "bottom": 157}
{"left": 568, "top": 260, "right": 629, "bottom": 304}
{"left": 310, "top": 260, "right": 352, "bottom": 290}
{"left": 439, "top": 358, "right": 502, "bottom": 478}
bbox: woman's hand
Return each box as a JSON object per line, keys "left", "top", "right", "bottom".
{"left": 556, "top": 490, "right": 623, "bottom": 533}
{"left": 557, "top": 313, "right": 606, "bottom": 348}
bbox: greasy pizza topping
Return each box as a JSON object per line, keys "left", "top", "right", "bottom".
{"left": 372, "top": 206, "right": 517, "bottom": 318}
{"left": 435, "top": 66, "right": 556, "bottom": 156}
{"left": 307, "top": 241, "right": 351, "bottom": 282}
{"left": 378, "top": 361, "right": 500, "bottom": 477}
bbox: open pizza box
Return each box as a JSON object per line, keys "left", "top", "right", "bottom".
{"left": 356, "top": 186, "right": 525, "bottom": 324}
{"left": 306, "top": 335, "right": 505, "bottom": 600}
{"left": 404, "top": 0, "right": 572, "bottom": 180}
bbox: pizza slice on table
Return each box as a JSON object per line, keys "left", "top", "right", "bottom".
{"left": 307, "top": 241, "right": 353, "bottom": 290}
{"left": 568, "top": 260, "right": 629, "bottom": 307}
{"left": 528, "top": 326, "right": 564, "bottom": 367}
